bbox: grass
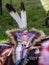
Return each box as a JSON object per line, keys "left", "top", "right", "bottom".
{"left": 0, "top": 0, "right": 49, "bottom": 42}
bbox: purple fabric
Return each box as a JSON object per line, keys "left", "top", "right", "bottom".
{"left": 15, "top": 32, "right": 35, "bottom": 42}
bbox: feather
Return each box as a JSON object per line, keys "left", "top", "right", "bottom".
{"left": 20, "top": 2, "right": 27, "bottom": 29}
{"left": 6, "top": 3, "right": 16, "bottom": 12}
{"left": 6, "top": 3, "right": 23, "bottom": 29}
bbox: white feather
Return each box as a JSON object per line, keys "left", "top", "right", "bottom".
{"left": 10, "top": 11, "right": 24, "bottom": 29}
{"left": 21, "top": 10, "right": 27, "bottom": 29}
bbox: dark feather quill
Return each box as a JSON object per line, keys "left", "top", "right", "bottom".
{"left": 6, "top": 3, "right": 16, "bottom": 12}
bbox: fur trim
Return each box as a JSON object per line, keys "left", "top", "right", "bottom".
{"left": 5, "top": 29, "right": 20, "bottom": 63}
{"left": 29, "top": 27, "right": 46, "bottom": 46}
{"left": 29, "top": 27, "right": 46, "bottom": 38}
